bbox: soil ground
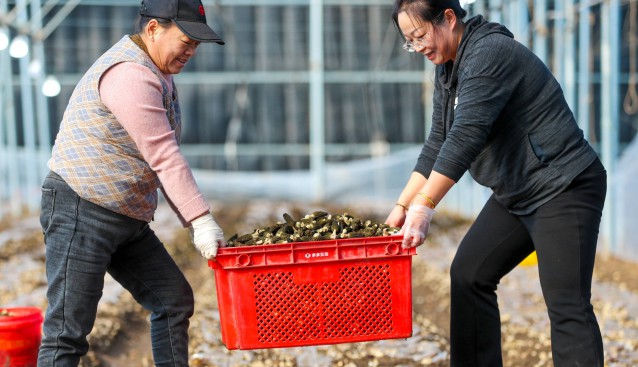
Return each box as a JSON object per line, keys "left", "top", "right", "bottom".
{"left": 1, "top": 201, "right": 637, "bottom": 366}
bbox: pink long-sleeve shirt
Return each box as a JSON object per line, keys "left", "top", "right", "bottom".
{"left": 99, "top": 62, "right": 209, "bottom": 226}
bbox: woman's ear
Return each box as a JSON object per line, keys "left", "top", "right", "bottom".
{"left": 444, "top": 8, "right": 457, "bottom": 29}
{"left": 145, "top": 18, "right": 159, "bottom": 40}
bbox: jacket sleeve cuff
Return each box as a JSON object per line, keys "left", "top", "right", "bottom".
{"left": 178, "top": 195, "right": 211, "bottom": 227}
{"left": 432, "top": 159, "right": 466, "bottom": 183}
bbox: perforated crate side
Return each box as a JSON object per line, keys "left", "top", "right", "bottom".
{"left": 213, "top": 255, "right": 414, "bottom": 350}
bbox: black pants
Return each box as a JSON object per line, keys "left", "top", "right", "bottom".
{"left": 449, "top": 158, "right": 606, "bottom": 367}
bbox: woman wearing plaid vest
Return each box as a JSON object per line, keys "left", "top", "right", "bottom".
{"left": 38, "top": 1, "right": 225, "bottom": 366}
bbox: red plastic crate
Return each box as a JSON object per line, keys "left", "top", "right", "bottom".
{"left": 208, "top": 234, "right": 416, "bottom": 350}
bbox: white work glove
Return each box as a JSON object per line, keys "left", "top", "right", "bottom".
{"left": 189, "top": 213, "right": 226, "bottom": 259}
{"left": 399, "top": 204, "right": 435, "bottom": 249}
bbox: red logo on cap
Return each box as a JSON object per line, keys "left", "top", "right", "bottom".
{"left": 199, "top": 5, "right": 205, "bottom": 16}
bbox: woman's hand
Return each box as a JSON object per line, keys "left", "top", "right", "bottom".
{"left": 399, "top": 204, "right": 435, "bottom": 248}
{"left": 189, "top": 213, "right": 226, "bottom": 259}
{"left": 385, "top": 204, "right": 408, "bottom": 228}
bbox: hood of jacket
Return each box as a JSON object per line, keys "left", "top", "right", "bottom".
{"left": 440, "top": 15, "right": 514, "bottom": 89}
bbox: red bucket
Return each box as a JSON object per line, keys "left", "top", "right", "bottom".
{"left": 0, "top": 307, "right": 43, "bottom": 367}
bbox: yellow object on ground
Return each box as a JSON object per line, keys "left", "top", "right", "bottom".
{"left": 519, "top": 251, "right": 538, "bottom": 266}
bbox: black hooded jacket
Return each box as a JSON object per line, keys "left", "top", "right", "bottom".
{"left": 414, "top": 15, "right": 598, "bottom": 215}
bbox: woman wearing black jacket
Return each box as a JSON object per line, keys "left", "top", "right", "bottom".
{"left": 387, "top": 1, "right": 606, "bottom": 366}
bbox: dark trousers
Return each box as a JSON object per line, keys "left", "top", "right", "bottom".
{"left": 449, "top": 158, "right": 606, "bottom": 367}
{"left": 37, "top": 172, "right": 194, "bottom": 367}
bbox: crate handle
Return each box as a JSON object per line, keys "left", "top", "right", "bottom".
{"left": 235, "top": 254, "right": 251, "bottom": 267}
{"left": 385, "top": 243, "right": 400, "bottom": 255}
{"left": 208, "top": 259, "right": 221, "bottom": 270}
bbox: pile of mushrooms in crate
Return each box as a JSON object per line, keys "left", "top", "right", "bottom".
{"left": 226, "top": 211, "right": 400, "bottom": 247}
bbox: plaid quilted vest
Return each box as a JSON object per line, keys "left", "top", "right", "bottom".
{"left": 48, "top": 36, "right": 182, "bottom": 222}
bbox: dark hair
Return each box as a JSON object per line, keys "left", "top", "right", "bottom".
{"left": 133, "top": 15, "right": 173, "bottom": 34}
{"left": 391, "top": 0, "right": 467, "bottom": 39}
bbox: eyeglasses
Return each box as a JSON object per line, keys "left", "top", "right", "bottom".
{"left": 401, "top": 11, "right": 445, "bottom": 53}
{"left": 402, "top": 30, "right": 433, "bottom": 53}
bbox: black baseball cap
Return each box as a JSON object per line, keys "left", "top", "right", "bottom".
{"left": 140, "top": 0, "right": 224, "bottom": 44}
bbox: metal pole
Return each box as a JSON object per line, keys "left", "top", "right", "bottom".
{"left": 309, "top": 0, "right": 325, "bottom": 201}
{"left": 40, "top": 0, "right": 62, "bottom": 19}
{"left": 32, "top": 0, "right": 81, "bottom": 41}
{"left": 516, "top": 0, "right": 529, "bottom": 47}
{"left": 533, "top": 0, "right": 548, "bottom": 64}
{"left": 0, "top": 0, "right": 7, "bottom": 218}
{"left": 472, "top": 0, "right": 486, "bottom": 17}
{"left": 564, "top": 0, "right": 576, "bottom": 111}
{"left": 600, "top": 0, "right": 620, "bottom": 252}
{"left": 1, "top": 0, "right": 21, "bottom": 216}
{"left": 488, "top": 0, "right": 502, "bottom": 23}
{"left": 578, "top": 0, "right": 591, "bottom": 139}
{"left": 31, "top": 0, "right": 51, "bottom": 182}
{"left": 506, "top": 1, "right": 515, "bottom": 38}
{"left": 553, "top": 0, "right": 565, "bottom": 86}
{"left": 17, "top": 0, "right": 39, "bottom": 210}
{"left": 0, "top": 0, "right": 33, "bottom": 27}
